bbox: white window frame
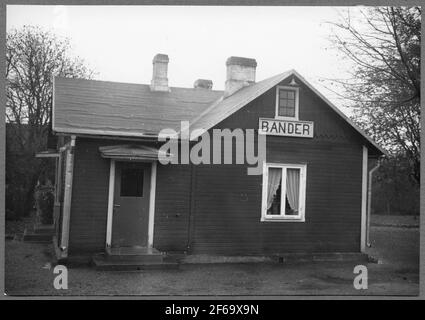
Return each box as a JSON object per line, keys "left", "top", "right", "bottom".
{"left": 275, "top": 85, "right": 299, "bottom": 120}
{"left": 261, "top": 162, "right": 307, "bottom": 222}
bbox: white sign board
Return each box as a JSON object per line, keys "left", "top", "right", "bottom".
{"left": 258, "top": 118, "right": 314, "bottom": 138}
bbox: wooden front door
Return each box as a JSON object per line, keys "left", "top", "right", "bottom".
{"left": 111, "top": 162, "right": 151, "bottom": 247}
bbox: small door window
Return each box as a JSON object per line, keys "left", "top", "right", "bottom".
{"left": 120, "top": 167, "right": 144, "bottom": 197}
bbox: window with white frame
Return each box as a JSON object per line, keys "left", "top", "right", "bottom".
{"left": 261, "top": 163, "right": 306, "bottom": 221}
{"left": 276, "top": 86, "right": 299, "bottom": 119}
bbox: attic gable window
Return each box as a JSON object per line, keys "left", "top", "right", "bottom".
{"left": 275, "top": 86, "right": 299, "bottom": 119}
{"left": 261, "top": 163, "right": 306, "bottom": 222}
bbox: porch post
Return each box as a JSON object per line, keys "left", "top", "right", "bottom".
{"left": 106, "top": 160, "right": 116, "bottom": 248}
{"left": 148, "top": 161, "right": 157, "bottom": 248}
{"left": 60, "top": 135, "right": 76, "bottom": 258}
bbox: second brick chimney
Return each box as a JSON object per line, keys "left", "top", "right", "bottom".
{"left": 194, "top": 79, "right": 213, "bottom": 89}
{"left": 224, "top": 56, "right": 257, "bottom": 97}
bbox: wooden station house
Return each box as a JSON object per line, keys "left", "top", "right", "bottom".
{"left": 49, "top": 54, "right": 384, "bottom": 268}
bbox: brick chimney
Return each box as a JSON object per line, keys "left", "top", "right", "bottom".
{"left": 224, "top": 56, "right": 257, "bottom": 97}
{"left": 150, "top": 53, "right": 170, "bottom": 92}
{"left": 194, "top": 79, "right": 213, "bottom": 89}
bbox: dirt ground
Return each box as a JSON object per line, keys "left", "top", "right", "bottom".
{"left": 4, "top": 216, "right": 419, "bottom": 296}
{"left": 371, "top": 214, "right": 419, "bottom": 228}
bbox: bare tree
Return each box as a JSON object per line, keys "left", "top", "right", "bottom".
{"left": 6, "top": 26, "right": 95, "bottom": 217}
{"left": 326, "top": 7, "right": 420, "bottom": 184}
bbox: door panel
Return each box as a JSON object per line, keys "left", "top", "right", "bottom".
{"left": 112, "top": 162, "right": 151, "bottom": 247}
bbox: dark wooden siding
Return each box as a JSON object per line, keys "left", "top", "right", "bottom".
{"left": 189, "top": 76, "right": 364, "bottom": 254}
{"left": 68, "top": 138, "right": 111, "bottom": 254}
{"left": 153, "top": 163, "right": 192, "bottom": 252}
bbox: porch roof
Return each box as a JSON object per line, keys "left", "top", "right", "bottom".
{"left": 99, "top": 144, "right": 171, "bottom": 161}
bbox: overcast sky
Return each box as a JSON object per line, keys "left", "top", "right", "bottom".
{"left": 7, "top": 5, "right": 360, "bottom": 113}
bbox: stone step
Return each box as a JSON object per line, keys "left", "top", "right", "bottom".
{"left": 92, "top": 253, "right": 179, "bottom": 271}
{"left": 105, "top": 246, "right": 164, "bottom": 263}
{"left": 22, "top": 230, "right": 53, "bottom": 243}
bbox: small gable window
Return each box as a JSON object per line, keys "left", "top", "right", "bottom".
{"left": 276, "top": 86, "right": 299, "bottom": 119}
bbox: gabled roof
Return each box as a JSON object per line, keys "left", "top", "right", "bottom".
{"left": 52, "top": 77, "right": 223, "bottom": 138}
{"left": 53, "top": 71, "right": 385, "bottom": 155}
{"left": 188, "top": 70, "right": 386, "bottom": 155}
{"left": 188, "top": 71, "right": 292, "bottom": 136}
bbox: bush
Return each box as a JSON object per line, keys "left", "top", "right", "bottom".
{"left": 372, "top": 155, "right": 419, "bottom": 215}
{"left": 34, "top": 184, "right": 54, "bottom": 225}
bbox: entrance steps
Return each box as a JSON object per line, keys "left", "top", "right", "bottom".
{"left": 92, "top": 247, "right": 179, "bottom": 271}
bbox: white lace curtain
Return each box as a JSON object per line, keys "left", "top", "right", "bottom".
{"left": 267, "top": 168, "right": 282, "bottom": 210}
{"left": 286, "top": 168, "right": 300, "bottom": 212}
{"left": 267, "top": 167, "right": 300, "bottom": 213}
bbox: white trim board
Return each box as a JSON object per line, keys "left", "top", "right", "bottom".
{"left": 53, "top": 126, "right": 160, "bottom": 139}
{"left": 60, "top": 135, "right": 76, "bottom": 258}
{"left": 148, "top": 161, "right": 157, "bottom": 248}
